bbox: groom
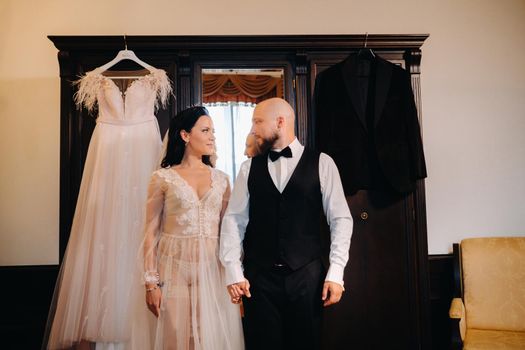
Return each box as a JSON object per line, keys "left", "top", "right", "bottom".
{"left": 220, "top": 98, "right": 353, "bottom": 349}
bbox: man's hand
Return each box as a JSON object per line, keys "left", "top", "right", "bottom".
{"left": 227, "top": 279, "right": 251, "bottom": 304}
{"left": 322, "top": 281, "right": 345, "bottom": 307}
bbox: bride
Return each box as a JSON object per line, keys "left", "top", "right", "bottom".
{"left": 140, "top": 106, "right": 244, "bottom": 350}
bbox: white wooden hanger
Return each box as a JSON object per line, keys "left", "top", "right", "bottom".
{"left": 93, "top": 35, "right": 155, "bottom": 79}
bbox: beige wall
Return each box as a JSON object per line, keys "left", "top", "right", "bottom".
{"left": 1, "top": 0, "right": 524, "bottom": 265}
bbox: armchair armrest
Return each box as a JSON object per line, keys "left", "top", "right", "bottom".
{"left": 449, "top": 297, "right": 465, "bottom": 319}
{"left": 449, "top": 297, "right": 465, "bottom": 350}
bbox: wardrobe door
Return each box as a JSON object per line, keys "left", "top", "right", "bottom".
{"left": 320, "top": 194, "right": 415, "bottom": 349}
{"left": 311, "top": 53, "right": 426, "bottom": 350}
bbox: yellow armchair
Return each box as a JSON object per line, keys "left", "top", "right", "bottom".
{"left": 449, "top": 237, "right": 525, "bottom": 350}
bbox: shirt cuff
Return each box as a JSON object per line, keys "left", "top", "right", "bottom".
{"left": 325, "top": 263, "right": 345, "bottom": 286}
{"left": 224, "top": 263, "right": 245, "bottom": 286}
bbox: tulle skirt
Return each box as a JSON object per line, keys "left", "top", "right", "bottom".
{"left": 137, "top": 233, "right": 244, "bottom": 350}
{"left": 44, "top": 118, "right": 162, "bottom": 349}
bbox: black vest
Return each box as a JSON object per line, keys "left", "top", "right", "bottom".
{"left": 244, "top": 147, "right": 322, "bottom": 270}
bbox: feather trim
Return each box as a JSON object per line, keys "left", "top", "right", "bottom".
{"left": 73, "top": 71, "right": 104, "bottom": 112}
{"left": 74, "top": 68, "right": 172, "bottom": 113}
{"left": 145, "top": 69, "right": 173, "bottom": 111}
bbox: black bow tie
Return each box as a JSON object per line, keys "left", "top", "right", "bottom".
{"left": 269, "top": 146, "right": 292, "bottom": 162}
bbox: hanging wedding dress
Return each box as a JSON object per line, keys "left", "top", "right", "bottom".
{"left": 45, "top": 67, "right": 171, "bottom": 350}
{"left": 140, "top": 165, "right": 245, "bottom": 350}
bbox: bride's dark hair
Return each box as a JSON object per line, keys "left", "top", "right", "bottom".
{"left": 161, "top": 106, "right": 213, "bottom": 168}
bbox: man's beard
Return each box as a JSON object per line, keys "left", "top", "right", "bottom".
{"left": 257, "top": 131, "right": 279, "bottom": 154}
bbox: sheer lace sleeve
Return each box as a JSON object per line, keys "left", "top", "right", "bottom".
{"left": 219, "top": 173, "right": 231, "bottom": 226}
{"left": 143, "top": 171, "right": 166, "bottom": 276}
{"left": 73, "top": 71, "right": 104, "bottom": 112}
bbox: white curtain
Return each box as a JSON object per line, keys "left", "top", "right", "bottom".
{"left": 205, "top": 102, "right": 255, "bottom": 183}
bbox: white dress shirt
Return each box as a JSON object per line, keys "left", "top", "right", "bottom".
{"left": 219, "top": 138, "right": 353, "bottom": 286}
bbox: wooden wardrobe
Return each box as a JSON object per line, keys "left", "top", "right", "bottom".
{"left": 49, "top": 34, "right": 431, "bottom": 349}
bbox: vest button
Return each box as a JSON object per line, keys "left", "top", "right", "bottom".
{"left": 360, "top": 211, "right": 369, "bottom": 220}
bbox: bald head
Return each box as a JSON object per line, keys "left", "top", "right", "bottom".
{"left": 255, "top": 98, "right": 295, "bottom": 124}
{"left": 251, "top": 98, "right": 296, "bottom": 150}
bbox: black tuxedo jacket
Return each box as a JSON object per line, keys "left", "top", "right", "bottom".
{"left": 313, "top": 53, "right": 427, "bottom": 195}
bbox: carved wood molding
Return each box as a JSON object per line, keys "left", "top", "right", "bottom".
{"left": 49, "top": 34, "right": 429, "bottom": 52}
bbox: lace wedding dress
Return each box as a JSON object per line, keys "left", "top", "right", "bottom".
{"left": 45, "top": 68, "right": 171, "bottom": 350}
{"left": 139, "top": 166, "right": 245, "bottom": 350}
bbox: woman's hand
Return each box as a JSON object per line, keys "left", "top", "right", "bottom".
{"left": 146, "top": 284, "right": 162, "bottom": 317}
{"left": 227, "top": 279, "right": 251, "bottom": 304}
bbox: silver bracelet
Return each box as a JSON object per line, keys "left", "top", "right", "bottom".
{"left": 144, "top": 270, "right": 160, "bottom": 284}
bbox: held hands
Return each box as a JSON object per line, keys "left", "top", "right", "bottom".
{"left": 322, "top": 281, "right": 345, "bottom": 307}
{"left": 227, "top": 279, "right": 251, "bottom": 304}
{"left": 145, "top": 284, "right": 162, "bottom": 317}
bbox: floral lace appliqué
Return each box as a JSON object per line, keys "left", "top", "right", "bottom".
{"left": 156, "top": 168, "right": 228, "bottom": 236}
